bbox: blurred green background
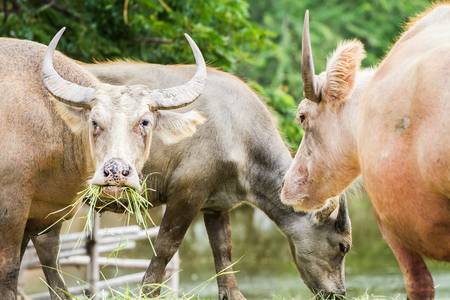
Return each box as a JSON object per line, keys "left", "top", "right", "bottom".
{"left": 3, "top": 0, "right": 449, "bottom": 299}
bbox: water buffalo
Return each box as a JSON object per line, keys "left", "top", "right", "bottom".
{"left": 31, "top": 63, "right": 352, "bottom": 299}
{"left": 73, "top": 61, "right": 352, "bottom": 298}
{"left": 0, "top": 30, "right": 206, "bottom": 299}
{"left": 26, "top": 60, "right": 353, "bottom": 298}
{"left": 281, "top": 8, "right": 450, "bottom": 299}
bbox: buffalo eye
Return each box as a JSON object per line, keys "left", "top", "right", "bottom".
{"left": 339, "top": 242, "right": 350, "bottom": 254}
{"left": 91, "top": 120, "right": 102, "bottom": 136}
{"left": 91, "top": 120, "right": 103, "bottom": 137}
{"left": 297, "top": 113, "right": 306, "bottom": 125}
{"left": 140, "top": 119, "right": 150, "bottom": 127}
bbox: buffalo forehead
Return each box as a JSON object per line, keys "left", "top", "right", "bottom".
{"left": 93, "top": 89, "right": 149, "bottom": 120}
{"left": 297, "top": 99, "right": 318, "bottom": 116}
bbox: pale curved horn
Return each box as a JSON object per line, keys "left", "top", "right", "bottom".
{"left": 42, "top": 27, "right": 96, "bottom": 108}
{"left": 148, "top": 33, "right": 207, "bottom": 110}
{"left": 302, "top": 10, "right": 320, "bottom": 103}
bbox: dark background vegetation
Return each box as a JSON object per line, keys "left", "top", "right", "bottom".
{"left": 3, "top": 0, "right": 448, "bottom": 298}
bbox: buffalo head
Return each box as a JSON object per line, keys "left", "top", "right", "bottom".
{"left": 42, "top": 28, "right": 206, "bottom": 199}
{"left": 281, "top": 11, "right": 368, "bottom": 211}
{"left": 285, "top": 194, "right": 352, "bottom": 298}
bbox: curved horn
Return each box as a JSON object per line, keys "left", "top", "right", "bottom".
{"left": 335, "top": 194, "right": 351, "bottom": 233}
{"left": 149, "top": 33, "right": 207, "bottom": 110}
{"left": 302, "top": 10, "right": 320, "bottom": 103}
{"left": 42, "top": 27, "right": 95, "bottom": 108}
{"left": 314, "top": 196, "right": 338, "bottom": 224}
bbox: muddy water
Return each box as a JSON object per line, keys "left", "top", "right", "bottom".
{"left": 22, "top": 198, "right": 450, "bottom": 299}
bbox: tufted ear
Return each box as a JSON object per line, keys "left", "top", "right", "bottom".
{"left": 155, "top": 110, "right": 206, "bottom": 145}
{"left": 323, "top": 40, "right": 365, "bottom": 104}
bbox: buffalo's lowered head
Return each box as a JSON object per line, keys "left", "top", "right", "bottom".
{"left": 42, "top": 28, "right": 206, "bottom": 199}
{"left": 281, "top": 11, "right": 367, "bottom": 211}
{"left": 284, "top": 194, "right": 352, "bottom": 298}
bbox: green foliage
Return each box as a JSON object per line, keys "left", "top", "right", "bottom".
{"left": 0, "top": 0, "right": 271, "bottom": 69}
{"left": 245, "top": 0, "right": 431, "bottom": 149}
{"left": 0, "top": 0, "right": 432, "bottom": 149}
{"left": 249, "top": 0, "right": 430, "bottom": 97}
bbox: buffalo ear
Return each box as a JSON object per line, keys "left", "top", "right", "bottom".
{"left": 155, "top": 110, "right": 206, "bottom": 145}
{"left": 54, "top": 102, "right": 88, "bottom": 133}
{"left": 323, "top": 40, "right": 365, "bottom": 104}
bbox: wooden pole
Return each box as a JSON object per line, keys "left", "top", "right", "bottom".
{"left": 87, "top": 212, "right": 100, "bottom": 299}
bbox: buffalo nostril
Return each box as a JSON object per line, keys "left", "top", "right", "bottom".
{"left": 122, "top": 169, "right": 130, "bottom": 177}
{"left": 103, "top": 169, "right": 110, "bottom": 177}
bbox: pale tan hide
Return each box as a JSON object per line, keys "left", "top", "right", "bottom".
{"left": 281, "top": 6, "right": 450, "bottom": 300}
{"left": 0, "top": 32, "right": 206, "bottom": 299}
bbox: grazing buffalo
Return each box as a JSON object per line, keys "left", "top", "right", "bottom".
{"left": 86, "top": 63, "right": 353, "bottom": 299}
{"left": 0, "top": 30, "right": 206, "bottom": 299}
{"left": 281, "top": 8, "right": 450, "bottom": 300}
{"left": 28, "top": 61, "right": 353, "bottom": 299}
{"left": 89, "top": 62, "right": 352, "bottom": 298}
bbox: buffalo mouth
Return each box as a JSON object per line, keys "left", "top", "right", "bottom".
{"left": 101, "top": 185, "right": 126, "bottom": 199}
{"left": 90, "top": 185, "right": 134, "bottom": 213}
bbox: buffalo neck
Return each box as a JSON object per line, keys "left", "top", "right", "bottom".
{"left": 249, "top": 142, "right": 308, "bottom": 233}
{"left": 252, "top": 180, "right": 309, "bottom": 235}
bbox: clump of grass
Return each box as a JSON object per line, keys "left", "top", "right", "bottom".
{"left": 79, "top": 184, "right": 102, "bottom": 233}
{"left": 42, "top": 179, "right": 156, "bottom": 253}
{"left": 82, "top": 180, "right": 156, "bottom": 233}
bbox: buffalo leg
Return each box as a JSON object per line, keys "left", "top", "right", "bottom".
{"left": 0, "top": 191, "right": 30, "bottom": 299}
{"left": 31, "top": 223, "right": 69, "bottom": 300}
{"left": 141, "top": 198, "right": 203, "bottom": 296}
{"left": 204, "top": 210, "right": 246, "bottom": 300}
{"left": 379, "top": 224, "right": 434, "bottom": 300}
{"left": 17, "top": 231, "right": 31, "bottom": 300}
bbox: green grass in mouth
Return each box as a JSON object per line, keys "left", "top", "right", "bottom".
{"left": 42, "top": 178, "right": 156, "bottom": 255}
